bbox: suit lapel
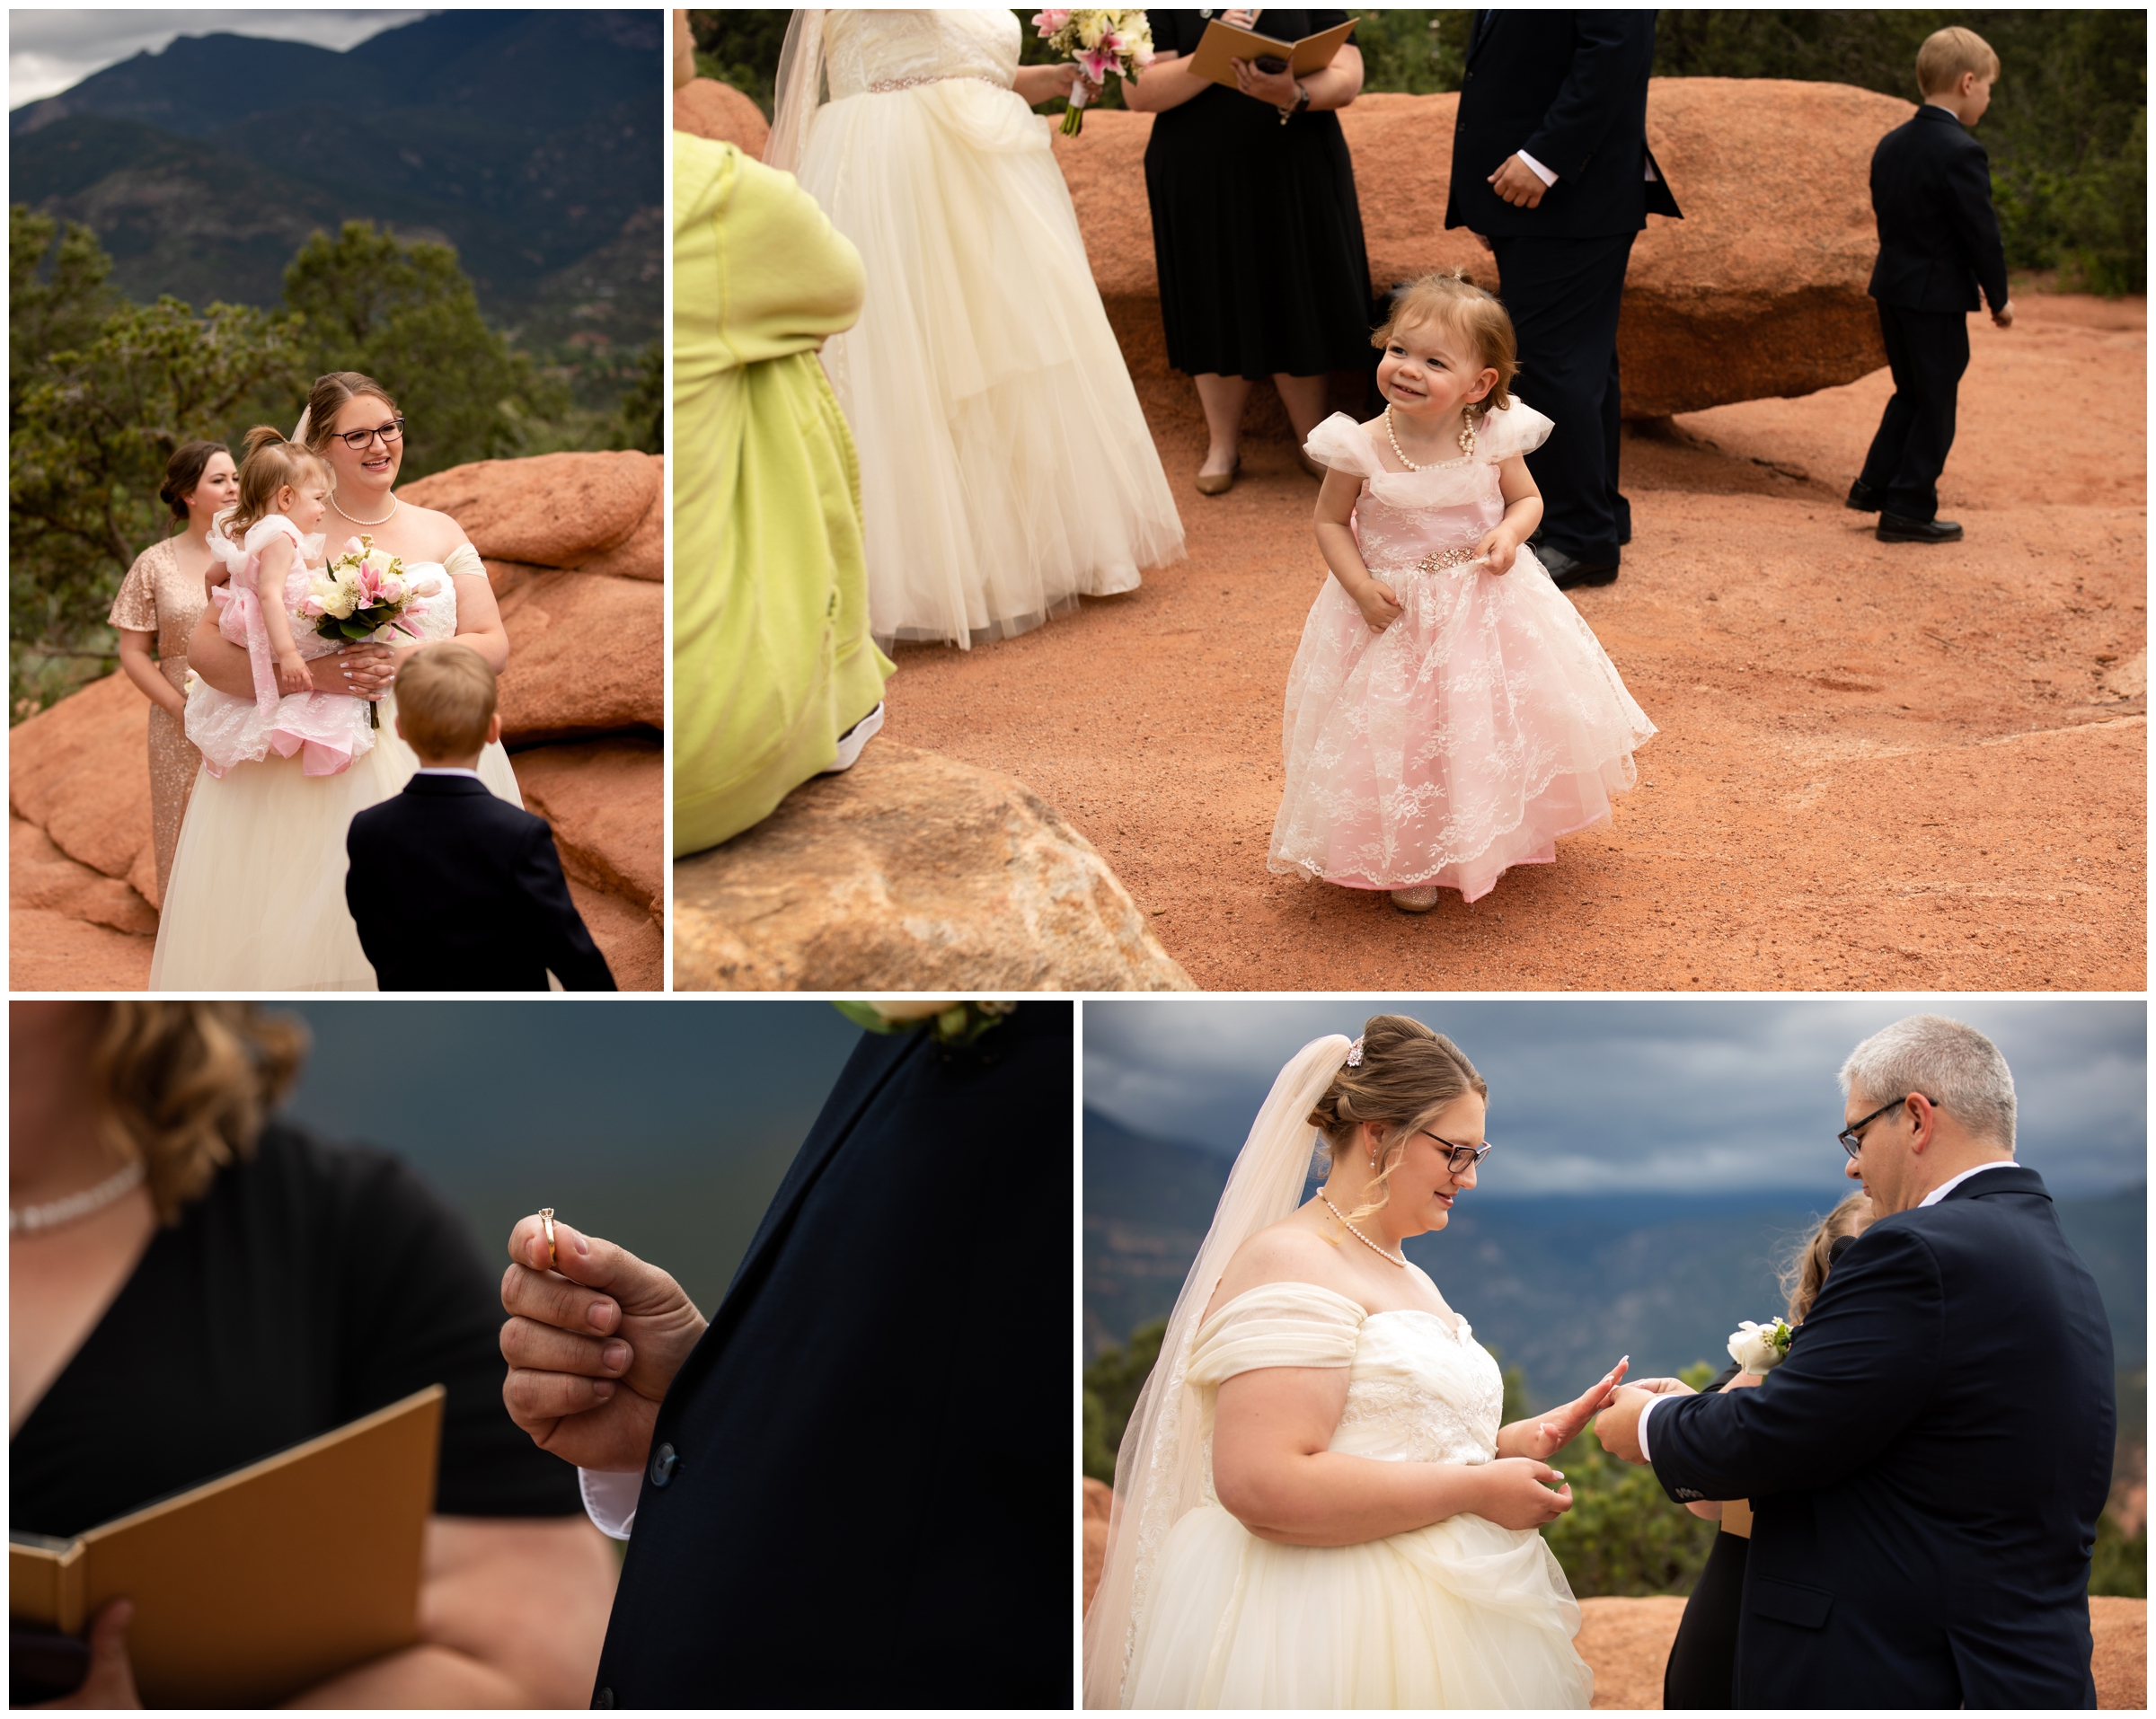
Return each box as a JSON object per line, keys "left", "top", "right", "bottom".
{"left": 1467, "top": 9, "right": 1495, "bottom": 66}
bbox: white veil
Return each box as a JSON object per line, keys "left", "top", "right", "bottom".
{"left": 1081, "top": 1032, "right": 1350, "bottom": 1709}
{"left": 764, "top": 8, "right": 828, "bottom": 174}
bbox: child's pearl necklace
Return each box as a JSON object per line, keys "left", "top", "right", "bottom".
{"left": 1384, "top": 404, "right": 1471, "bottom": 472}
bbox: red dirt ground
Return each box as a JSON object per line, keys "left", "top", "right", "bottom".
{"left": 881, "top": 295, "right": 2145, "bottom": 991}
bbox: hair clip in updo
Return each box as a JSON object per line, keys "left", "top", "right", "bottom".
{"left": 1346, "top": 1036, "right": 1365, "bottom": 1069}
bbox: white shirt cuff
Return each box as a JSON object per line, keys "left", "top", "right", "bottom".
{"left": 1515, "top": 148, "right": 1558, "bottom": 187}
{"left": 580, "top": 1467, "right": 641, "bottom": 1540}
{"left": 1637, "top": 1391, "right": 1661, "bottom": 1465}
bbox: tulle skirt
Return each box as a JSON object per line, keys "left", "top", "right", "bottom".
{"left": 1268, "top": 547, "right": 1656, "bottom": 902}
{"left": 1122, "top": 1502, "right": 1594, "bottom": 1708}
{"left": 800, "top": 78, "right": 1184, "bottom": 648}
{"left": 149, "top": 687, "right": 522, "bottom": 992}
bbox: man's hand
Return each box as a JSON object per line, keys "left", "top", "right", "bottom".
{"left": 1991, "top": 297, "right": 2016, "bottom": 329}
{"left": 1488, "top": 153, "right": 1550, "bottom": 208}
{"left": 36, "top": 1600, "right": 140, "bottom": 1709}
{"left": 1593, "top": 1382, "right": 1663, "bottom": 1464}
{"left": 500, "top": 1215, "right": 708, "bottom": 1474}
{"left": 1504, "top": 1356, "right": 1629, "bottom": 1459}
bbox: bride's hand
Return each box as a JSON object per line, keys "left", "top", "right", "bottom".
{"left": 499, "top": 1214, "right": 710, "bottom": 1474}
{"left": 1476, "top": 1458, "right": 1574, "bottom": 1529}
{"left": 1507, "top": 1355, "right": 1630, "bottom": 1460}
{"left": 332, "top": 641, "right": 395, "bottom": 701}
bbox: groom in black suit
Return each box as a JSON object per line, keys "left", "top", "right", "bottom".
{"left": 345, "top": 643, "right": 615, "bottom": 992}
{"left": 1446, "top": 11, "right": 1681, "bottom": 590}
{"left": 1595, "top": 1015, "right": 2114, "bottom": 1708}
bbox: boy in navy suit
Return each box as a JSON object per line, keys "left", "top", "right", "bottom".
{"left": 346, "top": 643, "right": 616, "bottom": 992}
{"left": 1851, "top": 26, "right": 2014, "bottom": 544}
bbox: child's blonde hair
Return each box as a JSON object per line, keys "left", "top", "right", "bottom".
{"left": 221, "top": 425, "right": 327, "bottom": 548}
{"left": 1372, "top": 271, "right": 1517, "bottom": 419}
{"left": 395, "top": 642, "right": 497, "bottom": 759}
{"left": 1915, "top": 26, "right": 2000, "bottom": 98}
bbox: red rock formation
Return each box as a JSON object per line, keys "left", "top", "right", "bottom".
{"left": 1048, "top": 77, "right": 1906, "bottom": 431}
{"left": 676, "top": 80, "right": 772, "bottom": 156}
{"left": 11, "top": 450, "right": 663, "bottom": 990}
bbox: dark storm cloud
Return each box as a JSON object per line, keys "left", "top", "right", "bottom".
{"left": 1083, "top": 998, "right": 2144, "bottom": 1197}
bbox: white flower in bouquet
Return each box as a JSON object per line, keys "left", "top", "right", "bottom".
{"left": 1727, "top": 1318, "right": 1794, "bottom": 1374}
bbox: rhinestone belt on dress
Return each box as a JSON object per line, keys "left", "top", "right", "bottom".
{"left": 865, "top": 73, "right": 1009, "bottom": 93}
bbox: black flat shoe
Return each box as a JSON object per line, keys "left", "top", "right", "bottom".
{"left": 1877, "top": 513, "right": 1963, "bottom": 543}
{"left": 1846, "top": 480, "right": 1882, "bottom": 512}
{"left": 1540, "top": 545, "right": 1621, "bottom": 589}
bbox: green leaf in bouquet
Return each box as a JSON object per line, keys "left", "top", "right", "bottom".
{"left": 831, "top": 1001, "right": 906, "bottom": 1034}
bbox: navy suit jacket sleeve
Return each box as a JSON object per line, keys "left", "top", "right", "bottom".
{"left": 512, "top": 823, "right": 617, "bottom": 991}
{"left": 1649, "top": 1223, "right": 1946, "bottom": 1502}
{"left": 1520, "top": 12, "right": 1657, "bottom": 180}
{"left": 1944, "top": 139, "right": 2011, "bottom": 313}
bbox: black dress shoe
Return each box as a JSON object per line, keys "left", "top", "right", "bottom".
{"left": 1846, "top": 479, "right": 1882, "bottom": 512}
{"left": 1877, "top": 513, "right": 1963, "bottom": 543}
{"left": 1540, "top": 545, "right": 1620, "bottom": 589}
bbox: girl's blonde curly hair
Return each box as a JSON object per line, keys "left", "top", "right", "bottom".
{"left": 1372, "top": 270, "right": 1519, "bottom": 419}
{"left": 1309, "top": 1014, "right": 1488, "bottom": 1228}
{"left": 89, "top": 1003, "right": 310, "bottom": 1224}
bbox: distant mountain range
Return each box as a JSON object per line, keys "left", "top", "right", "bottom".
{"left": 1085, "top": 1109, "right": 2147, "bottom": 1404}
{"left": 10, "top": 12, "right": 659, "bottom": 384}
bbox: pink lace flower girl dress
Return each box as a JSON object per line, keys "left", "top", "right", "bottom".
{"left": 190, "top": 515, "right": 376, "bottom": 778}
{"left": 1268, "top": 404, "right": 1655, "bottom": 904}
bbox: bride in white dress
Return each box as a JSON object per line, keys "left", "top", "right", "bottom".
{"left": 149, "top": 372, "right": 522, "bottom": 990}
{"left": 766, "top": 8, "right": 1185, "bottom": 649}
{"left": 1083, "top": 1015, "right": 1627, "bottom": 1709}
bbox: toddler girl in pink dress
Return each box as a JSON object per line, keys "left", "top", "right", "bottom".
{"left": 191, "top": 427, "right": 375, "bottom": 778}
{"left": 1268, "top": 273, "right": 1655, "bottom": 911}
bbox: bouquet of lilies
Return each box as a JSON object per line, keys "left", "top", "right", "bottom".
{"left": 305, "top": 534, "right": 436, "bottom": 725}
{"left": 1032, "top": 9, "right": 1153, "bottom": 135}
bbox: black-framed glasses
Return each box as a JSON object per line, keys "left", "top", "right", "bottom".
{"left": 1837, "top": 1094, "right": 1931, "bottom": 1159}
{"left": 1421, "top": 1131, "right": 1492, "bottom": 1175}
{"left": 337, "top": 419, "right": 406, "bottom": 451}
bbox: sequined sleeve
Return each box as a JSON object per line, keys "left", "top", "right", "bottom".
{"left": 108, "top": 541, "right": 169, "bottom": 631}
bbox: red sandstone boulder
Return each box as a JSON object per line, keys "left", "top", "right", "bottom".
{"left": 578, "top": 466, "right": 664, "bottom": 581}
{"left": 12, "top": 815, "right": 157, "bottom": 934}
{"left": 401, "top": 450, "right": 660, "bottom": 568}
{"left": 676, "top": 79, "right": 771, "bottom": 156}
{"left": 9, "top": 671, "right": 158, "bottom": 904}
{"left": 513, "top": 737, "right": 663, "bottom": 913}
{"left": 496, "top": 571, "right": 664, "bottom": 743}
{"left": 1050, "top": 77, "right": 1904, "bottom": 426}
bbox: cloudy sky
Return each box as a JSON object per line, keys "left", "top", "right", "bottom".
{"left": 10, "top": 10, "right": 432, "bottom": 107}
{"left": 1084, "top": 998, "right": 2145, "bottom": 1199}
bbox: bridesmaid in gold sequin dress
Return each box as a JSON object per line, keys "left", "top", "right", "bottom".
{"left": 106, "top": 442, "right": 238, "bottom": 903}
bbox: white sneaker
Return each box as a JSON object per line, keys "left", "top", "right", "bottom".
{"left": 820, "top": 701, "right": 885, "bottom": 773}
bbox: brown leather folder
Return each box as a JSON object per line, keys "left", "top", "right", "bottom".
{"left": 1186, "top": 16, "right": 1358, "bottom": 88}
{"left": 9, "top": 1384, "right": 444, "bottom": 1706}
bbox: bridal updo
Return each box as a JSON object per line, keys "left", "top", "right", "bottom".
{"left": 1309, "top": 1014, "right": 1488, "bottom": 1222}
{"left": 89, "top": 1003, "right": 309, "bottom": 1224}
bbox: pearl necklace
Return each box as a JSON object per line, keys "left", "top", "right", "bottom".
{"left": 11, "top": 1159, "right": 146, "bottom": 1234}
{"left": 1319, "top": 1192, "right": 1406, "bottom": 1267}
{"left": 1383, "top": 404, "right": 1473, "bottom": 472}
{"left": 338, "top": 493, "right": 400, "bottom": 528}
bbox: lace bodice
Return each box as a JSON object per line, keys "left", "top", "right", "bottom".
{"left": 1305, "top": 405, "right": 1555, "bottom": 578}
{"left": 1186, "top": 1282, "right": 1505, "bottom": 1505}
{"left": 823, "top": 8, "right": 1020, "bottom": 98}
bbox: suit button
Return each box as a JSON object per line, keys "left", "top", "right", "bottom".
{"left": 593, "top": 1689, "right": 614, "bottom": 1708}
{"left": 649, "top": 1441, "right": 678, "bottom": 1487}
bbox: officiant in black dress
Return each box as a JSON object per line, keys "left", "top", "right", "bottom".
{"left": 500, "top": 1003, "right": 1073, "bottom": 1708}
{"left": 1447, "top": 11, "right": 1681, "bottom": 589}
{"left": 1134, "top": 9, "right": 1371, "bottom": 495}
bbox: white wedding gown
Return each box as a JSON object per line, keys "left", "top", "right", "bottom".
{"left": 790, "top": 8, "right": 1185, "bottom": 648}
{"left": 148, "top": 548, "right": 522, "bottom": 991}
{"left": 1119, "top": 1281, "right": 1594, "bottom": 1709}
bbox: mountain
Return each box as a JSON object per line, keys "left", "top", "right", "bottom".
{"left": 10, "top": 13, "right": 660, "bottom": 388}
{"left": 1085, "top": 1110, "right": 2149, "bottom": 1400}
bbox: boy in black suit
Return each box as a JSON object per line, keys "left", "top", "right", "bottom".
{"left": 1851, "top": 26, "right": 2014, "bottom": 544}
{"left": 346, "top": 643, "right": 616, "bottom": 992}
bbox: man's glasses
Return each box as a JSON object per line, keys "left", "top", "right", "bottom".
{"left": 337, "top": 419, "right": 406, "bottom": 451}
{"left": 1838, "top": 1094, "right": 1931, "bottom": 1159}
{"left": 1421, "top": 1131, "right": 1492, "bottom": 1176}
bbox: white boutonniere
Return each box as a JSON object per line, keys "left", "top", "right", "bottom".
{"left": 1727, "top": 1318, "right": 1795, "bottom": 1374}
